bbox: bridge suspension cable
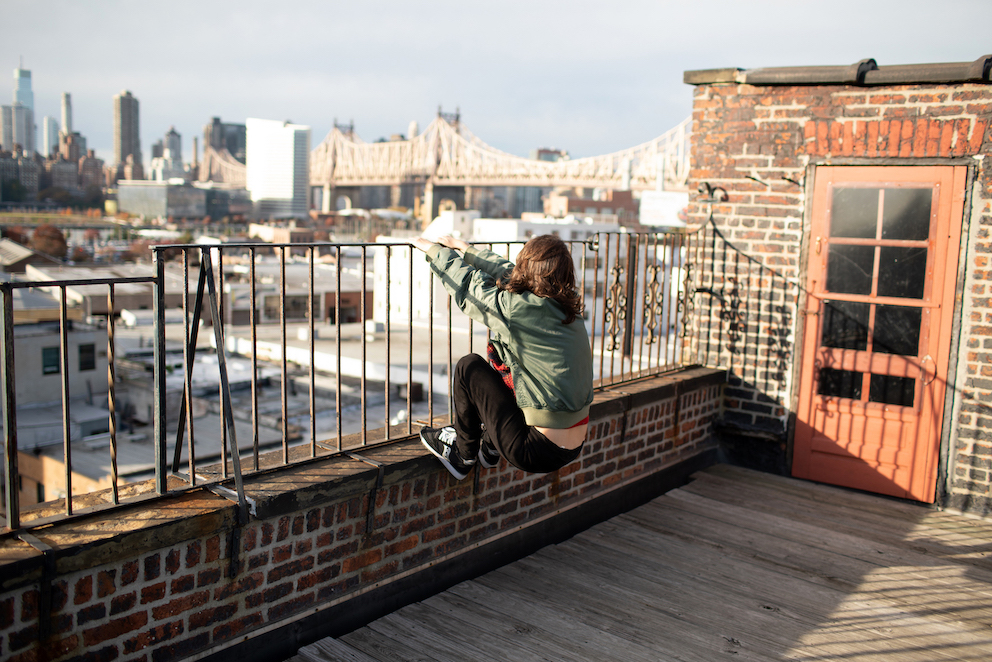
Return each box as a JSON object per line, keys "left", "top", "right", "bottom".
{"left": 310, "top": 115, "right": 691, "bottom": 191}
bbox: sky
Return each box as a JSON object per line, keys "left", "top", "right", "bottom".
{"left": 1, "top": 0, "right": 989, "bottom": 166}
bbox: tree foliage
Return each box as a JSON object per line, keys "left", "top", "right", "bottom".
{"left": 31, "top": 224, "right": 68, "bottom": 259}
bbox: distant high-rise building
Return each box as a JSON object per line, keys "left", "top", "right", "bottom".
{"left": 164, "top": 126, "right": 181, "bottom": 162}
{"left": 61, "top": 93, "right": 72, "bottom": 134}
{"left": 245, "top": 118, "right": 310, "bottom": 218}
{"left": 42, "top": 116, "right": 58, "bottom": 157}
{"left": 112, "top": 90, "right": 141, "bottom": 170}
{"left": 0, "top": 103, "right": 34, "bottom": 154}
{"left": 204, "top": 116, "right": 246, "bottom": 162}
{"left": 78, "top": 150, "right": 104, "bottom": 190}
{"left": 13, "top": 68, "right": 33, "bottom": 110}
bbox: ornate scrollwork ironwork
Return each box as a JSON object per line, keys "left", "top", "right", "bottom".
{"left": 643, "top": 263, "right": 664, "bottom": 345}
{"left": 604, "top": 262, "right": 626, "bottom": 352}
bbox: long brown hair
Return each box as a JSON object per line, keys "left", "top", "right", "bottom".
{"left": 498, "top": 234, "right": 583, "bottom": 324}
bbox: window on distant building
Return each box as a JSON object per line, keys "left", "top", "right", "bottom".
{"left": 79, "top": 343, "right": 96, "bottom": 371}
{"left": 42, "top": 347, "right": 60, "bottom": 375}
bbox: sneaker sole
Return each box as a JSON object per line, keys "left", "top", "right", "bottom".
{"left": 420, "top": 429, "right": 471, "bottom": 480}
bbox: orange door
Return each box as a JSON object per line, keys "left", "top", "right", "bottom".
{"left": 793, "top": 166, "right": 966, "bottom": 502}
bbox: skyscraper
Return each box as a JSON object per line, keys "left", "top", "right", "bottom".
{"left": 61, "top": 93, "right": 72, "bottom": 134}
{"left": 0, "top": 103, "right": 34, "bottom": 154}
{"left": 164, "top": 126, "right": 181, "bottom": 162}
{"left": 42, "top": 116, "right": 58, "bottom": 157}
{"left": 13, "top": 67, "right": 33, "bottom": 110}
{"left": 113, "top": 90, "right": 141, "bottom": 171}
{"left": 245, "top": 118, "right": 310, "bottom": 218}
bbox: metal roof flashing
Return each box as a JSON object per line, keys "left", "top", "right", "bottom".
{"left": 684, "top": 55, "right": 992, "bottom": 86}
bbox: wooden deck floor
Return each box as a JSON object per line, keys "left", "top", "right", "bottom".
{"left": 291, "top": 464, "right": 992, "bottom": 661}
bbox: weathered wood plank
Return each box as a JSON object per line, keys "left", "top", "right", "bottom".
{"left": 686, "top": 468, "right": 992, "bottom": 560}
{"left": 339, "top": 626, "right": 439, "bottom": 662}
{"left": 297, "top": 638, "right": 382, "bottom": 662}
{"left": 293, "top": 465, "right": 992, "bottom": 662}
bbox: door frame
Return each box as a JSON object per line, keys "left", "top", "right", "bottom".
{"left": 788, "top": 163, "right": 970, "bottom": 502}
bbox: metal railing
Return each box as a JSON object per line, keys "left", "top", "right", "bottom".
{"left": 1, "top": 230, "right": 706, "bottom": 532}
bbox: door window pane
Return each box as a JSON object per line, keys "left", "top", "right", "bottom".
{"left": 873, "top": 306, "right": 922, "bottom": 356}
{"left": 877, "top": 247, "right": 927, "bottom": 299}
{"left": 881, "top": 189, "right": 931, "bottom": 241}
{"left": 819, "top": 368, "right": 862, "bottom": 399}
{"left": 826, "top": 245, "right": 874, "bottom": 295}
{"left": 869, "top": 374, "right": 916, "bottom": 407}
{"left": 831, "top": 188, "right": 878, "bottom": 238}
{"left": 822, "top": 300, "right": 869, "bottom": 350}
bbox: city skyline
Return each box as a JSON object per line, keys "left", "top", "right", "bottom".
{"left": 1, "top": 0, "right": 989, "bottom": 166}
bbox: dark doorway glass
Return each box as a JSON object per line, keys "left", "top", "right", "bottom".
{"left": 827, "top": 245, "right": 874, "bottom": 295}
{"left": 882, "top": 188, "right": 931, "bottom": 241}
{"left": 819, "top": 368, "right": 863, "bottom": 399}
{"left": 877, "top": 247, "right": 927, "bottom": 299}
{"left": 822, "top": 300, "right": 869, "bottom": 350}
{"left": 831, "top": 188, "right": 879, "bottom": 238}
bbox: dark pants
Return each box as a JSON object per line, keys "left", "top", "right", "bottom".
{"left": 451, "top": 354, "right": 583, "bottom": 474}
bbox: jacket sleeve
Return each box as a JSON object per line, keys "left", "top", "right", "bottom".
{"left": 462, "top": 246, "right": 514, "bottom": 282}
{"left": 425, "top": 245, "right": 513, "bottom": 337}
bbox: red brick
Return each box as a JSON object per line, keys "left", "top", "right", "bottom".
{"left": 171, "top": 574, "right": 195, "bottom": 594}
{"left": 970, "top": 120, "right": 987, "bottom": 154}
{"left": 926, "top": 119, "right": 941, "bottom": 156}
{"left": 899, "top": 119, "right": 914, "bottom": 157}
{"left": 189, "top": 604, "right": 237, "bottom": 631}
{"left": 912, "top": 118, "right": 927, "bottom": 156}
{"left": 166, "top": 549, "right": 180, "bottom": 574}
{"left": 110, "top": 591, "right": 136, "bottom": 616}
{"left": 296, "top": 565, "right": 341, "bottom": 591}
{"left": 272, "top": 544, "right": 292, "bottom": 563}
{"left": 384, "top": 535, "right": 419, "bottom": 557}
{"left": 214, "top": 571, "right": 264, "bottom": 602}
{"left": 140, "top": 582, "right": 166, "bottom": 605}
{"left": 205, "top": 536, "right": 221, "bottom": 563}
{"left": 73, "top": 575, "right": 93, "bottom": 605}
{"left": 121, "top": 561, "right": 139, "bottom": 586}
{"left": 940, "top": 120, "right": 955, "bottom": 156}
{"left": 0, "top": 596, "right": 13, "bottom": 629}
{"left": 150, "top": 590, "right": 209, "bottom": 620}
{"left": 955, "top": 118, "right": 971, "bottom": 156}
{"left": 267, "top": 557, "right": 315, "bottom": 583}
{"left": 185, "top": 541, "right": 201, "bottom": 568}
{"left": 6, "top": 634, "right": 78, "bottom": 662}
{"left": 82, "top": 611, "right": 148, "bottom": 647}
{"left": 123, "top": 619, "right": 183, "bottom": 655}
{"left": 197, "top": 568, "right": 221, "bottom": 588}
{"left": 342, "top": 549, "right": 382, "bottom": 573}
{"left": 276, "top": 516, "right": 290, "bottom": 542}
{"left": 212, "top": 613, "right": 264, "bottom": 644}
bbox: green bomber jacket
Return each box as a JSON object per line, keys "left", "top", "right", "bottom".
{"left": 425, "top": 244, "right": 593, "bottom": 428}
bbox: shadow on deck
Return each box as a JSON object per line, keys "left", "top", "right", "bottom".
{"left": 291, "top": 464, "right": 992, "bottom": 662}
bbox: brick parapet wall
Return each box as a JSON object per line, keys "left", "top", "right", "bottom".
{"left": 685, "top": 79, "right": 992, "bottom": 506}
{"left": 0, "top": 367, "right": 723, "bottom": 662}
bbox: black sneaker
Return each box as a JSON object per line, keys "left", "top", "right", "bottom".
{"left": 478, "top": 437, "right": 501, "bottom": 468}
{"left": 420, "top": 426, "right": 475, "bottom": 480}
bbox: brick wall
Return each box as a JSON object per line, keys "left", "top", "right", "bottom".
{"left": 685, "top": 76, "right": 992, "bottom": 507}
{"left": 0, "top": 369, "right": 722, "bottom": 662}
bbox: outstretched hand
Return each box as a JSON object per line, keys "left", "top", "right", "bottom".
{"left": 411, "top": 237, "right": 435, "bottom": 253}
{"left": 436, "top": 235, "right": 470, "bottom": 251}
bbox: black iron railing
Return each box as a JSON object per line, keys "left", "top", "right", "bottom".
{"left": 1, "top": 230, "right": 709, "bottom": 531}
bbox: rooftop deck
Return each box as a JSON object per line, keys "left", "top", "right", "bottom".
{"left": 292, "top": 464, "right": 992, "bottom": 662}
